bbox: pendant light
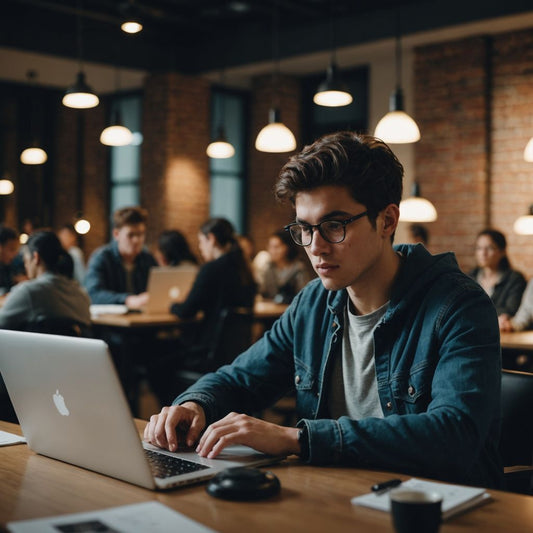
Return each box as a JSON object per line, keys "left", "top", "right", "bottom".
{"left": 0, "top": 178, "right": 14, "bottom": 195}
{"left": 207, "top": 72, "right": 235, "bottom": 159}
{"left": 62, "top": 0, "right": 99, "bottom": 109}
{"left": 100, "top": 64, "right": 133, "bottom": 146}
{"left": 399, "top": 182, "right": 437, "bottom": 222}
{"left": 524, "top": 137, "right": 533, "bottom": 162}
{"left": 375, "top": 21, "right": 420, "bottom": 144}
{"left": 513, "top": 205, "right": 533, "bottom": 235}
{"left": 313, "top": 1, "right": 352, "bottom": 108}
{"left": 255, "top": 5, "right": 296, "bottom": 153}
{"left": 120, "top": 0, "right": 143, "bottom": 34}
{"left": 20, "top": 70, "right": 48, "bottom": 166}
{"left": 74, "top": 216, "right": 91, "bottom": 235}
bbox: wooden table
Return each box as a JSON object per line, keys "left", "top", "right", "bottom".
{"left": 500, "top": 331, "right": 533, "bottom": 352}
{"left": 1, "top": 420, "right": 532, "bottom": 532}
{"left": 91, "top": 300, "right": 288, "bottom": 329}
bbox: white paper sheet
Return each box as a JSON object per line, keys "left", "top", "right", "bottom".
{"left": 0, "top": 430, "right": 26, "bottom": 446}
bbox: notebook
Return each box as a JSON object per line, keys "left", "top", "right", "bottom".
{"left": 0, "top": 330, "right": 284, "bottom": 490}
{"left": 144, "top": 265, "right": 198, "bottom": 314}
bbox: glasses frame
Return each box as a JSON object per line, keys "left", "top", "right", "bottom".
{"left": 284, "top": 210, "right": 369, "bottom": 247}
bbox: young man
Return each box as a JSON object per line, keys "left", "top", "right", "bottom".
{"left": 85, "top": 206, "right": 157, "bottom": 309}
{"left": 144, "top": 132, "right": 502, "bottom": 488}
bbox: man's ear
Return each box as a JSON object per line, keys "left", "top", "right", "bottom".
{"left": 112, "top": 228, "right": 119, "bottom": 241}
{"left": 33, "top": 251, "right": 42, "bottom": 265}
{"left": 382, "top": 204, "right": 400, "bottom": 237}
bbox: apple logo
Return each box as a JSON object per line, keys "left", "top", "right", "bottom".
{"left": 168, "top": 286, "right": 181, "bottom": 301}
{"left": 53, "top": 389, "right": 70, "bottom": 416}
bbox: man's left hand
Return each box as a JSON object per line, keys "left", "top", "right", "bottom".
{"left": 196, "top": 412, "right": 301, "bottom": 459}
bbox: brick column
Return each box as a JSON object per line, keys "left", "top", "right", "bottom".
{"left": 142, "top": 72, "right": 210, "bottom": 249}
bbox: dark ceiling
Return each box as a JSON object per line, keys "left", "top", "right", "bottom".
{"left": 2, "top": 0, "right": 533, "bottom": 74}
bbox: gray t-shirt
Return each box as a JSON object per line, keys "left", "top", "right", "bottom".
{"left": 328, "top": 300, "right": 388, "bottom": 420}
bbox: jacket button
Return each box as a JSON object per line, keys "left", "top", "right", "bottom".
{"left": 386, "top": 401, "right": 392, "bottom": 410}
{"left": 408, "top": 385, "right": 415, "bottom": 396}
{"left": 295, "top": 375, "right": 301, "bottom": 385}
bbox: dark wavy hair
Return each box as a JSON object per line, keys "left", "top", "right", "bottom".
{"left": 200, "top": 218, "right": 255, "bottom": 287}
{"left": 476, "top": 228, "right": 511, "bottom": 271}
{"left": 157, "top": 230, "right": 197, "bottom": 266}
{"left": 275, "top": 132, "right": 403, "bottom": 227}
{"left": 27, "top": 230, "right": 74, "bottom": 278}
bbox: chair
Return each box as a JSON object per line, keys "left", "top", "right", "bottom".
{"left": 500, "top": 369, "right": 533, "bottom": 494}
{"left": 175, "top": 307, "right": 254, "bottom": 392}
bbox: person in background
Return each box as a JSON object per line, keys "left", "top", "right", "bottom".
{"left": 170, "top": 217, "right": 257, "bottom": 353}
{"left": 0, "top": 225, "right": 19, "bottom": 295}
{"left": 259, "top": 229, "right": 312, "bottom": 303}
{"left": 0, "top": 230, "right": 90, "bottom": 330}
{"left": 407, "top": 223, "right": 429, "bottom": 247}
{"left": 57, "top": 224, "right": 86, "bottom": 285}
{"left": 85, "top": 206, "right": 157, "bottom": 310}
{"left": 500, "top": 278, "right": 533, "bottom": 332}
{"left": 145, "top": 132, "right": 502, "bottom": 489}
{"left": 468, "top": 228, "right": 526, "bottom": 326}
{"left": 154, "top": 229, "right": 198, "bottom": 267}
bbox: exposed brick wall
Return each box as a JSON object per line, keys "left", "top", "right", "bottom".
{"left": 142, "top": 72, "right": 210, "bottom": 256}
{"left": 414, "top": 31, "right": 533, "bottom": 279}
{"left": 247, "top": 74, "right": 300, "bottom": 252}
{"left": 491, "top": 29, "right": 533, "bottom": 279}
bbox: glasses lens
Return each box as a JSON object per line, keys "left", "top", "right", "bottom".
{"left": 320, "top": 220, "right": 345, "bottom": 243}
{"left": 289, "top": 225, "right": 310, "bottom": 246}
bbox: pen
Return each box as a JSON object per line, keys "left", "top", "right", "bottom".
{"left": 371, "top": 478, "right": 402, "bottom": 493}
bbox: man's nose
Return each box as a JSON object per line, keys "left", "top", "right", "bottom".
{"left": 308, "top": 228, "right": 330, "bottom": 255}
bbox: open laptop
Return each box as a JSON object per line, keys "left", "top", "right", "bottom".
{"left": 144, "top": 265, "right": 198, "bottom": 314}
{"left": 0, "top": 330, "right": 284, "bottom": 490}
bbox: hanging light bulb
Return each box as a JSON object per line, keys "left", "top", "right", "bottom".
{"left": 399, "top": 183, "right": 437, "bottom": 222}
{"left": 63, "top": 0, "right": 99, "bottom": 109}
{"left": 20, "top": 146, "right": 48, "bottom": 165}
{"left": 100, "top": 67, "right": 132, "bottom": 146}
{"left": 313, "top": 6, "right": 352, "bottom": 108}
{"left": 63, "top": 72, "right": 99, "bottom": 109}
{"left": 19, "top": 233, "right": 29, "bottom": 244}
{"left": 207, "top": 127, "right": 235, "bottom": 158}
{"left": 255, "top": 5, "right": 297, "bottom": 153}
{"left": 375, "top": 29, "right": 420, "bottom": 144}
{"left": 0, "top": 179, "right": 14, "bottom": 195}
{"left": 74, "top": 217, "right": 91, "bottom": 235}
{"left": 120, "top": 1, "right": 143, "bottom": 34}
{"left": 513, "top": 205, "right": 533, "bottom": 235}
{"left": 255, "top": 108, "right": 297, "bottom": 153}
{"left": 524, "top": 137, "right": 533, "bottom": 162}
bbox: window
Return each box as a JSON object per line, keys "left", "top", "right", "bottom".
{"left": 209, "top": 89, "right": 248, "bottom": 234}
{"left": 108, "top": 93, "right": 143, "bottom": 217}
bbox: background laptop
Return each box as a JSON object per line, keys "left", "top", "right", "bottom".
{"left": 144, "top": 265, "right": 198, "bottom": 314}
{"left": 0, "top": 330, "right": 283, "bottom": 490}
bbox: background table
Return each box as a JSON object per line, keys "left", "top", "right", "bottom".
{"left": 1, "top": 420, "right": 533, "bottom": 532}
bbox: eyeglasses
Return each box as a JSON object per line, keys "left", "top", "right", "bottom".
{"left": 284, "top": 211, "right": 369, "bottom": 247}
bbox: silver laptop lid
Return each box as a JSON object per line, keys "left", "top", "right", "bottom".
{"left": 144, "top": 266, "right": 198, "bottom": 314}
{"left": 0, "top": 330, "right": 284, "bottom": 490}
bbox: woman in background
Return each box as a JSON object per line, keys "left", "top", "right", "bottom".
{"left": 259, "top": 229, "right": 312, "bottom": 304}
{"left": 170, "top": 218, "right": 256, "bottom": 354}
{"left": 0, "top": 230, "right": 91, "bottom": 331}
{"left": 155, "top": 229, "right": 198, "bottom": 267}
{"left": 468, "top": 228, "right": 526, "bottom": 326}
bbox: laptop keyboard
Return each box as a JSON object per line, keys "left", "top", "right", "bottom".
{"left": 144, "top": 449, "right": 211, "bottom": 479}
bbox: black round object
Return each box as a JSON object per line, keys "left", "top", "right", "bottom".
{"left": 206, "top": 467, "right": 281, "bottom": 501}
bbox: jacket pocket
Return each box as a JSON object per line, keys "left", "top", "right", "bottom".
{"left": 390, "top": 365, "right": 431, "bottom": 413}
{"left": 293, "top": 359, "right": 317, "bottom": 418}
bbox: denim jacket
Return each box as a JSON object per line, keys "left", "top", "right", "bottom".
{"left": 85, "top": 241, "right": 157, "bottom": 304}
{"left": 175, "top": 244, "right": 503, "bottom": 488}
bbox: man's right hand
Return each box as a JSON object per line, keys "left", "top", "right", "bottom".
{"left": 143, "top": 402, "right": 206, "bottom": 451}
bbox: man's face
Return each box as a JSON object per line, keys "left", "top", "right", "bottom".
{"left": 113, "top": 223, "right": 146, "bottom": 258}
{"left": 294, "top": 185, "right": 392, "bottom": 293}
{"left": 0, "top": 238, "right": 19, "bottom": 265}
